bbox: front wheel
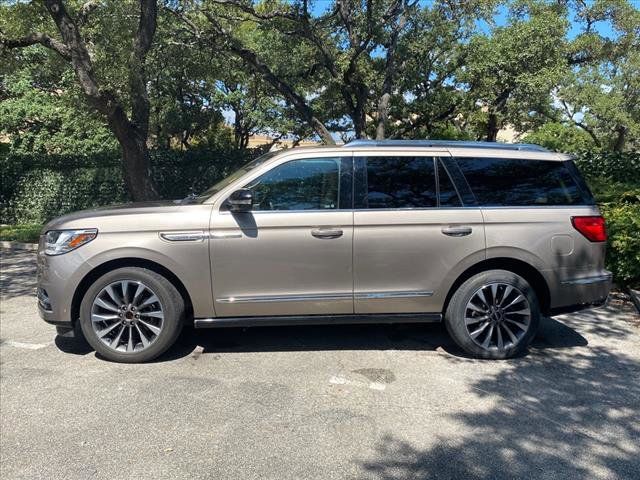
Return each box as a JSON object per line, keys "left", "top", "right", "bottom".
{"left": 79, "top": 267, "right": 185, "bottom": 363}
{"left": 444, "top": 270, "right": 540, "bottom": 359}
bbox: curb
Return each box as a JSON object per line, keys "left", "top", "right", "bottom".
{"left": 0, "top": 241, "right": 38, "bottom": 252}
{"left": 629, "top": 288, "right": 640, "bottom": 315}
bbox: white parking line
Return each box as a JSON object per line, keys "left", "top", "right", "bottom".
{"left": 0, "top": 340, "right": 52, "bottom": 350}
{"left": 329, "top": 375, "right": 387, "bottom": 391}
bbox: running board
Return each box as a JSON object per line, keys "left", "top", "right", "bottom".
{"left": 194, "top": 313, "right": 442, "bottom": 328}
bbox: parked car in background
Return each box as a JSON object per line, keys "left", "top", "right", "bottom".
{"left": 37, "top": 140, "right": 611, "bottom": 362}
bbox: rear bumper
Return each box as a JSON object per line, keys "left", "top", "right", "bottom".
{"left": 549, "top": 271, "right": 612, "bottom": 315}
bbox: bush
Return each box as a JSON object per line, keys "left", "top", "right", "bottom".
{"left": 574, "top": 151, "right": 640, "bottom": 288}
{"left": 599, "top": 203, "right": 640, "bottom": 288}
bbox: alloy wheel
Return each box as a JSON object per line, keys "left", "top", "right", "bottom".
{"left": 464, "top": 282, "right": 531, "bottom": 352}
{"left": 90, "top": 280, "right": 164, "bottom": 353}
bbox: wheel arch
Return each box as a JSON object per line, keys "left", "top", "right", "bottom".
{"left": 71, "top": 258, "right": 194, "bottom": 328}
{"left": 442, "top": 257, "right": 551, "bottom": 316}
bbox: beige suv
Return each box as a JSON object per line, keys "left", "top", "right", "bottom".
{"left": 37, "top": 140, "right": 611, "bottom": 362}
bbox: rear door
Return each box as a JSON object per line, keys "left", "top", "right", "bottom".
{"left": 353, "top": 151, "right": 485, "bottom": 314}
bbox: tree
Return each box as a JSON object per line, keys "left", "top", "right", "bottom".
{"left": 2, "top": 0, "right": 161, "bottom": 200}
{"left": 552, "top": 0, "right": 640, "bottom": 152}
{"left": 462, "top": 3, "right": 569, "bottom": 141}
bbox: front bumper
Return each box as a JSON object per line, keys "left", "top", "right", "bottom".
{"left": 36, "top": 243, "right": 88, "bottom": 327}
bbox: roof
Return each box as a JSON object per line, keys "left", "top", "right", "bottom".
{"left": 344, "top": 139, "right": 549, "bottom": 152}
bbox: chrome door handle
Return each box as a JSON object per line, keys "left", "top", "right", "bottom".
{"left": 442, "top": 226, "right": 472, "bottom": 237}
{"left": 311, "top": 228, "right": 343, "bottom": 239}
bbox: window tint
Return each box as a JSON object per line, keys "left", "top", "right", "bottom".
{"left": 437, "top": 160, "right": 462, "bottom": 207}
{"left": 359, "top": 157, "right": 436, "bottom": 209}
{"left": 456, "top": 157, "right": 591, "bottom": 206}
{"left": 247, "top": 158, "right": 342, "bottom": 211}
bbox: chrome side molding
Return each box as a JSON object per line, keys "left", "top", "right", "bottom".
{"left": 216, "top": 293, "right": 352, "bottom": 304}
{"left": 216, "top": 290, "right": 433, "bottom": 304}
{"left": 355, "top": 290, "right": 434, "bottom": 300}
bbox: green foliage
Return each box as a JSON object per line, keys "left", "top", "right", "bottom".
{"left": 523, "top": 122, "right": 597, "bottom": 153}
{"left": 599, "top": 203, "right": 640, "bottom": 288}
{"left": 0, "top": 148, "right": 256, "bottom": 225}
{"left": 574, "top": 151, "right": 640, "bottom": 287}
{"left": 0, "top": 224, "right": 41, "bottom": 243}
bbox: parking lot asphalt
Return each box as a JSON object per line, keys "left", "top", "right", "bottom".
{"left": 1, "top": 247, "right": 639, "bottom": 480}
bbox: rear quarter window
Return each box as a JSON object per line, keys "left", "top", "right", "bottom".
{"left": 455, "top": 157, "right": 594, "bottom": 206}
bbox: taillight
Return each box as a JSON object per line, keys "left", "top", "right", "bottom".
{"left": 571, "top": 216, "right": 607, "bottom": 242}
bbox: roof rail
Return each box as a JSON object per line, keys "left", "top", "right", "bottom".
{"left": 343, "top": 139, "right": 549, "bottom": 152}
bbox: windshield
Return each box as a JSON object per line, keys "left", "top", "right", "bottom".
{"left": 191, "top": 151, "right": 279, "bottom": 202}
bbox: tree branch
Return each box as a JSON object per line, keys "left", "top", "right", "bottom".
{"left": 1, "top": 32, "right": 70, "bottom": 60}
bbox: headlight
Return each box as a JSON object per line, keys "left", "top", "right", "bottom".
{"left": 44, "top": 229, "right": 97, "bottom": 256}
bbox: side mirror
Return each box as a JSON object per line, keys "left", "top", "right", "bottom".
{"left": 227, "top": 188, "right": 253, "bottom": 212}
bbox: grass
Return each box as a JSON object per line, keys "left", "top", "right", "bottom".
{"left": 0, "top": 224, "right": 42, "bottom": 243}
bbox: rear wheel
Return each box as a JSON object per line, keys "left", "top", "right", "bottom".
{"left": 79, "top": 267, "right": 184, "bottom": 363}
{"left": 445, "top": 269, "right": 540, "bottom": 359}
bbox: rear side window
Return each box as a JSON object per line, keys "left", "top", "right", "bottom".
{"left": 455, "top": 157, "right": 594, "bottom": 206}
{"left": 357, "top": 157, "right": 437, "bottom": 209}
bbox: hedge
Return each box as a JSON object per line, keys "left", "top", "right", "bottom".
{"left": 1, "top": 149, "right": 638, "bottom": 287}
{"left": 0, "top": 149, "right": 254, "bottom": 225}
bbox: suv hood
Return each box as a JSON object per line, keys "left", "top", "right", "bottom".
{"left": 42, "top": 200, "right": 201, "bottom": 232}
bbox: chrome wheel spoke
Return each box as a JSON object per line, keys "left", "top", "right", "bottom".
{"left": 92, "top": 313, "right": 119, "bottom": 323}
{"left": 127, "top": 325, "right": 134, "bottom": 352}
{"left": 97, "top": 321, "right": 123, "bottom": 338}
{"left": 111, "top": 324, "right": 125, "bottom": 349}
{"left": 505, "top": 319, "right": 529, "bottom": 330}
{"left": 465, "top": 315, "right": 488, "bottom": 325}
{"left": 503, "top": 294, "right": 525, "bottom": 311}
{"left": 469, "top": 321, "right": 490, "bottom": 339}
{"left": 482, "top": 324, "right": 495, "bottom": 348}
{"left": 502, "top": 323, "right": 518, "bottom": 344}
{"left": 132, "top": 283, "right": 145, "bottom": 306}
{"left": 105, "top": 285, "right": 122, "bottom": 306}
{"left": 477, "top": 288, "right": 490, "bottom": 308}
{"left": 94, "top": 297, "right": 119, "bottom": 313}
{"left": 91, "top": 280, "right": 164, "bottom": 354}
{"left": 138, "top": 294, "right": 159, "bottom": 309}
{"left": 135, "top": 324, "right": 150, "bottom": 348}
{"left": 499, "top": 285, "right": 514, "bottom": 306}
{"left": 496, "top": 325, "right": 504, "bottom": 350}
{"left": 121, "top": 281, "right": 130, "bottom": 304}
{"left": 138, "top": 319, "right": 161, "bottom": 335}
{"left": 467, "top": 302, "right": 486, "bottom": 314}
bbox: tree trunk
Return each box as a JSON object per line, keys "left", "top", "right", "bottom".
{"left": 486, "top": 112, "right": 499, "bottom": 142}
{"left": 105, "top": 106, "right": 158, "bottom": 201}
{"left": 613, "top": 125, "right": 627, "bottom": 152}
{"left": 376, "top": 92, "right": 391, "bottom": 140}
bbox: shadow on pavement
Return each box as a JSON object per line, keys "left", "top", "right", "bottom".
{"left": 359, "top": 345, "right": 640, "bottom": 479}
{"left": 0, "top": 249, "right": 37, "bottom": 300}
{"left": 54, "top": 316, "right": 588, "bottom": 362}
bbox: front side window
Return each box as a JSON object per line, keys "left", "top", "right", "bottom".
{"left": 246, "top": 157, "right": 347, "bottom": 211}
{"left": 456, "top": 157, "right": 592, "bottom": 206}
{"left": 357, "top": 156, "right": 437, "bottom": 209}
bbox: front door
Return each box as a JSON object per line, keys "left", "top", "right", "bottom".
{"left": 210, "top": 155, "right": 354, "bottom": 317}
{"left": 353, "top": 152, "right": 486, "bottom": 314}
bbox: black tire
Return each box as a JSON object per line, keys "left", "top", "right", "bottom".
{"left": 79, "top": 267, "right": 185, "bottom": 363}
{"left": 444, "top": 269, "right": 540, "bottom": 359}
